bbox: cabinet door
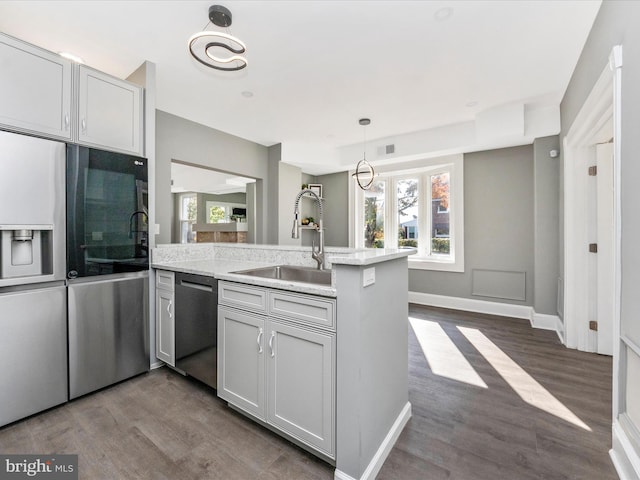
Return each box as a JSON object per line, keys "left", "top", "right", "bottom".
{"left": 267, "top": 321, "right": 335, "bottom": 457}
{"left": 218, "top": 306, "right": 266, "bottom": 420}
{"left": 0, "top": 33, "right": 72, "bottom": 139}
{"left": 77, "top": 65, "right": 143, "bottom": 155}
{"left": 156, "top": 289, "right": 175, "bottom": 367}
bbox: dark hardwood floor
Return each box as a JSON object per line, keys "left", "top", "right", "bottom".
{"left": 0, "top": 305, "right": 617, "bottom": 479}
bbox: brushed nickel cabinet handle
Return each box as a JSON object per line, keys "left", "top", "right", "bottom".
{"left": 269, "top": 331, "right": 275, "bottom": 358}
{"left": 257, "top": 328, "right": 263, "bottom": 354}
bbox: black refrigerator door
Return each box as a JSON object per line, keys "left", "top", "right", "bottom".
{"left": 66, "top": 145, "right": 148, "bottom": 278}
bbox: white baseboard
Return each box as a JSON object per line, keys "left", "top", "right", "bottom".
{"left": 611, "top": 419, "right": 640, "bottom": 479}
{"left": 409, "top": 292, "right": 562, "bottom": 340}
{"left": 531, "top": 312, "right": 558, "bottom": 331}
{"left": 334, "top": 402, "right": 412, "bottom": 480}
{"left": 555, "top": 316, "right": 565, "bottom": 344}
{"left": 409, "top": 291, "right": 532, "bottom": 320}
{"left": 150, "top": 361, "right": 165, "bottom": 370}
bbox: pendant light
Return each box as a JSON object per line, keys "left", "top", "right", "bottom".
{"left": 188, "top": 5, "right": 248, "bottom": 71}
{"left": 352, "top": 118, "right": 376, "bottom": 190}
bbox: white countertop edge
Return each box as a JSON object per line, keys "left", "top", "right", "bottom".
{"left": 327, "top": 248, "right": 415, "bottom": 266}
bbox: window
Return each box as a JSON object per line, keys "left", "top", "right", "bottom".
{"left": 354, "top": 155, "right": 464, "bottom": 272}
{"left": 363, "top": 180, "right": 386, "bottom": 248}
{"left": 205, "top": 201, "right": 247, "bottom": 223}
{"left": 179, "top": 194, "right": 197, "bottom": 244}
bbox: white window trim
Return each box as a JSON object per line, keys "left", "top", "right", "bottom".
{"left": 179, "top": 193, "right": 197, "bottom": 244}
{"left": 352, "top": 154, "right": 464, "bottom": 272}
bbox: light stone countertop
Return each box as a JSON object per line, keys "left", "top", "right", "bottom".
{"left": 151, "top": 243, "right": 414, "bottom": 297}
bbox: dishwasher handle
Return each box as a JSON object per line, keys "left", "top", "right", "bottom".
{"left": 179, "top": 280, "right": 214, "bottom": 293}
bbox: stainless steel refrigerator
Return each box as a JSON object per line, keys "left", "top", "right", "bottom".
{"left": 66, "top": 145, "right": 149, "bottom": 399}
{"left": 0, "top": 130, "right": 67, "bottom": 427}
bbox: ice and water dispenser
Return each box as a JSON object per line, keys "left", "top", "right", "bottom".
{"left": 0, "top": 130, "right": 66, "bottom": 287}
{"left": 0, "top": 226, "right": 54, "bottom": 278}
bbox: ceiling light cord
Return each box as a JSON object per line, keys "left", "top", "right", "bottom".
{"left": 353, "top": 118, "right": 376, "bottom": 190}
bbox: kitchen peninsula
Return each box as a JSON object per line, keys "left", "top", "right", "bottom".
{"left": 151, "top": 242, "right": 412, "bottom": 480}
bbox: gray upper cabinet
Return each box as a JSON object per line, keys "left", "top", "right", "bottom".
{"left": 0, "top": 33, "right": 143, "bottom": 155}
{"left": 77, "top": 65, "right": 143, "bottom": 155}
{"left": 0, "top": 33, "right": 72, "bottom": 140}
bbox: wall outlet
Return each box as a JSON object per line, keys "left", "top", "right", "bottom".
{"left": 363, "top": 267, "right": 375, "bottom": 287}
{"left": 92, "top": 231, "right": 103, "bottom": 241}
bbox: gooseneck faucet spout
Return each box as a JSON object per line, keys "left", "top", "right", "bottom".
{"left": 292, "top": 189, "right": 325, "bottom": 270}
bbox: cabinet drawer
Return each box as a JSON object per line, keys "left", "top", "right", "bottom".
{"left": 269, "top": 292, "right": 335, "bottom": 330}
{"left": 219, "top": 282, "right": 267, "bottom": 313}
{"left": 156, "top": 270, "right": 175, "bottom": 291}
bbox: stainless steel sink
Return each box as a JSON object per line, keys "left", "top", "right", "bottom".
{"left": 231, "top": 265, "right": 331, "bottom": 286}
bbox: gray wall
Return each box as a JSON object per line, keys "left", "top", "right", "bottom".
{"left": 317, "top": 171, "right": 350, "bottom": 247}
{"left": 278, "top": 161, "right": 302, "bottom": 246}
{"left": 533, "top": 136, "right": 560, "bottom": 315}
{"left": 155, "top": 110, "right": 270, "bottom": 244}
{"left": 299, "top": 171, "right": 350, "bottom": 248}
{"left": 409, "top": 145, "right": 535, "bottom": 306}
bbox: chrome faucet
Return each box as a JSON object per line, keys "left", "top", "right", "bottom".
{"left": 292, "top": 188, "right": 325, "bottom": 270}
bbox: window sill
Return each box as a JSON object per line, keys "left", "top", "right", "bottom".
{"left": 408, "top": 256, "right": 464, "bottom": 273}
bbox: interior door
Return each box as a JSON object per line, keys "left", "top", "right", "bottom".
{"left": 596, "top": 142, "right": 614, "bottom": 355}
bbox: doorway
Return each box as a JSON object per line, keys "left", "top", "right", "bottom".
{"left": 170, "top": 161, "right": 256, "bottom": 244}
{"left": 563, "top": 52, "right": 620, "bottom": 356}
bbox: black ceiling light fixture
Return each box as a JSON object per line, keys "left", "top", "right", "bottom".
{"left": 188, "top": 5, "right": 248, "bottom": 71}
{"left": 352, "top": 118, "right": 376, "bottom": 190}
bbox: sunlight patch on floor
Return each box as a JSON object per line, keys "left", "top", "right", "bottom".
{"left": 410, "top": 317, "right": 488, "bottom": 389}
{"left": 457, "top": 326, "right": 592, "bottom": 431}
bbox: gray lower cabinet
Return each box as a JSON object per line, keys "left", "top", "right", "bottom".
{"left": 218, "top": 306, "right": 266, "bottom": 419}
{"left": 155, "top": 270, "right": 175, "bottom": 366}
{"left": 218, "top": 281, "right": 336, "bottom": 459}
{"left": 267, "top": 320, "right": 334, "bottom": 456}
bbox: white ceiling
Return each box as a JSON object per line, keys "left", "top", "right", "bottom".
{"left": 0, "top": 1, "right": 601, "bottom": 174}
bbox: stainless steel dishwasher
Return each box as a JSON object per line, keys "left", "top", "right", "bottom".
{"left": 174, "top": 272, "right": 218, "bottom": 389}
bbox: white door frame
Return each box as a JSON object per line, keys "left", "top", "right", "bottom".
{"left": 562, "top": 46, "right": 622, "bottom": 354}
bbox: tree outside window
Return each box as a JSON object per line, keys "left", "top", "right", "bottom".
{"left": 364, "top": 181, "right": 385, "bottom": 248}
{"left": 209, "top": 205, "right": 226, "bottom": 223}
{"left": 397, "top": 178, "right": 419, "bottom": 248}
{"left": 431, "top": 173, "right": 450, "bottom": 255}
